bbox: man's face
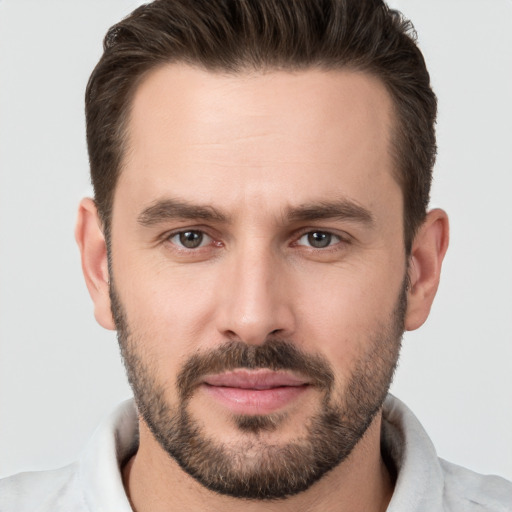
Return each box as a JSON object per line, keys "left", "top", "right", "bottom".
{"left": 108, "top": 65, "right": 407, "bottom": 498}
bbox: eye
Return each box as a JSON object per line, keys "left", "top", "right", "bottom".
{"left": 168, "top": 230, "right": 212, "bottom": 249}
{"left": 296, "top": 231, "right": 341, "bottom": 249}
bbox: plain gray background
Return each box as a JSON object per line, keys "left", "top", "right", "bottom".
{"left": 0, "top": 0, "right": 511, "bottom": 480}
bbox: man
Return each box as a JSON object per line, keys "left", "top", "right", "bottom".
{"left": 0, "top": 0, "right": 510, "bottom": 510}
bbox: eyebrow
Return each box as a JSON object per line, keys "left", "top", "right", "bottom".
{"left": 285, "top": 200, "right": 374, "bottom": 226}
{"left": 138, "top": 198, "right": 229, "bottom": 226}
{"left": 137, "top": 197, "right": 374, "bottom": 228}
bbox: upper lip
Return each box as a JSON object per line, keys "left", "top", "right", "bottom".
{"left": 203, "top": 369, "right": 309, "bottom": 389}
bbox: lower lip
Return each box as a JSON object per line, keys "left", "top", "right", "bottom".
{"left": 201, "top": 384, "right": 309, "bottom": 415}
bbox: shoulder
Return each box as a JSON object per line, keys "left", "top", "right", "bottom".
{"left": 382, "top": 395, "right": 512, "bottom": 512}
{"left": 0, "top": 400, "right": 137, "bottom": 512}
{"left": 0, "top": 463, "right": 88, "bottom": 512}
{"left": 440, "top": 459, "right": 512, "bottom": 512}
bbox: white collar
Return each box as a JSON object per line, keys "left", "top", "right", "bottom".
{"left": 77, "top": 395, "right": 444, "bottom": 511}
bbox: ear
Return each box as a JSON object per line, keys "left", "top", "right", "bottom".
{"left": 75, "top": 198, "right": 115, "bottom": 330}
{"left": 405, "top": 208, "right": 449, "bottom": 331}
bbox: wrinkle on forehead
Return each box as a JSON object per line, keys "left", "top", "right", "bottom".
{"left": 114, "top": 63, "right": 401, "bottom": 240}
{"left": 125, "top": 63, "right": 394, "bottom": 158}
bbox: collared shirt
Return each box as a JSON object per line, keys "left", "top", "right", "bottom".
{"left": 1, "top": 395, "right": 511, "bottom": 511}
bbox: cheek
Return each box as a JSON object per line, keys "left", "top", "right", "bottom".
{"left": 111, "top": 259, "right": 213, "bottom": 390}
{"left": 113, "top": 255, "right": 223, "bottom": 361}
{"left": 292, "top": 258, "right": 405, "bottom": 369}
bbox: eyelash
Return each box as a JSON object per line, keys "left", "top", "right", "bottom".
{"left": 165, "top": 230, "right": 218, "bottom": 251}
{"left": 294, "top": 231, "right": 343, "bottom": 249}
{"left": 163, "top": 228, "right": 350, "bottom": 253}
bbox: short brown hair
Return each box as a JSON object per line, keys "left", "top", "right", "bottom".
{"left": 86, "top": 0, "right": 437, "bottom": 252}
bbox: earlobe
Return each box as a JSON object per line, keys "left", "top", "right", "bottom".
{"left": 405, "top": 208, "right": 449, "bottom": 331}
{"left": 75, "top": 198, "right": 116, "bottom": 330}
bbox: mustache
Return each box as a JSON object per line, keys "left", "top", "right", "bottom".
{"left": 177, "top": 339, "right": 334, "bottom": 400}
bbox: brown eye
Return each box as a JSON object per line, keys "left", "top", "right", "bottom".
{"left": 170, "top": 230, "right": 210, "bottom": 249}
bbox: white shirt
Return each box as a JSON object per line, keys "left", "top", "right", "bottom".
{"left": 1, "top": 395, "right": 511, "bottom": 511}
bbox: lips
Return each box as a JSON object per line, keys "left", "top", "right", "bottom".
{"left": 203, "top": 369, "right": 309, "bottom": 389}
{"left": 201, "top": 369, "right": 309, "bottom": 415}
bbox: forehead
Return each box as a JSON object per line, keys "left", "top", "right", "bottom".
{"left": 117, "top": 64, "right": 399, "bottom": 223}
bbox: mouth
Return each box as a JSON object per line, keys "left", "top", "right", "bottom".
{"left": 201, "top": 369, "right": 310, "bottom": 415}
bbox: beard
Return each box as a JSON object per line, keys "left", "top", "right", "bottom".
{"left": 110, "top": 279, "right": 407, "bottom": 500}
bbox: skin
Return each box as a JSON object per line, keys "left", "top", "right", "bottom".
{"left": 76, "top": 65, "right": 449, "bottom": 512}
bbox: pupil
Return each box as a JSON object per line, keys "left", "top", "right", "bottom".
{"left": 308, "top": 232, "right": 331, "bottom": 248}
{"left": 180, "top": 231, "right": 202, "bottom": 248}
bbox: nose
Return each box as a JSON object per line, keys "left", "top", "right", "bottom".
{"left": 215, "top": 245, "right": 296, "bottom": 345}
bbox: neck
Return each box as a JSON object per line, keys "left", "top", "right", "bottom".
{"left": 123, "top": 413, "right": 394, "bottom": 512}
